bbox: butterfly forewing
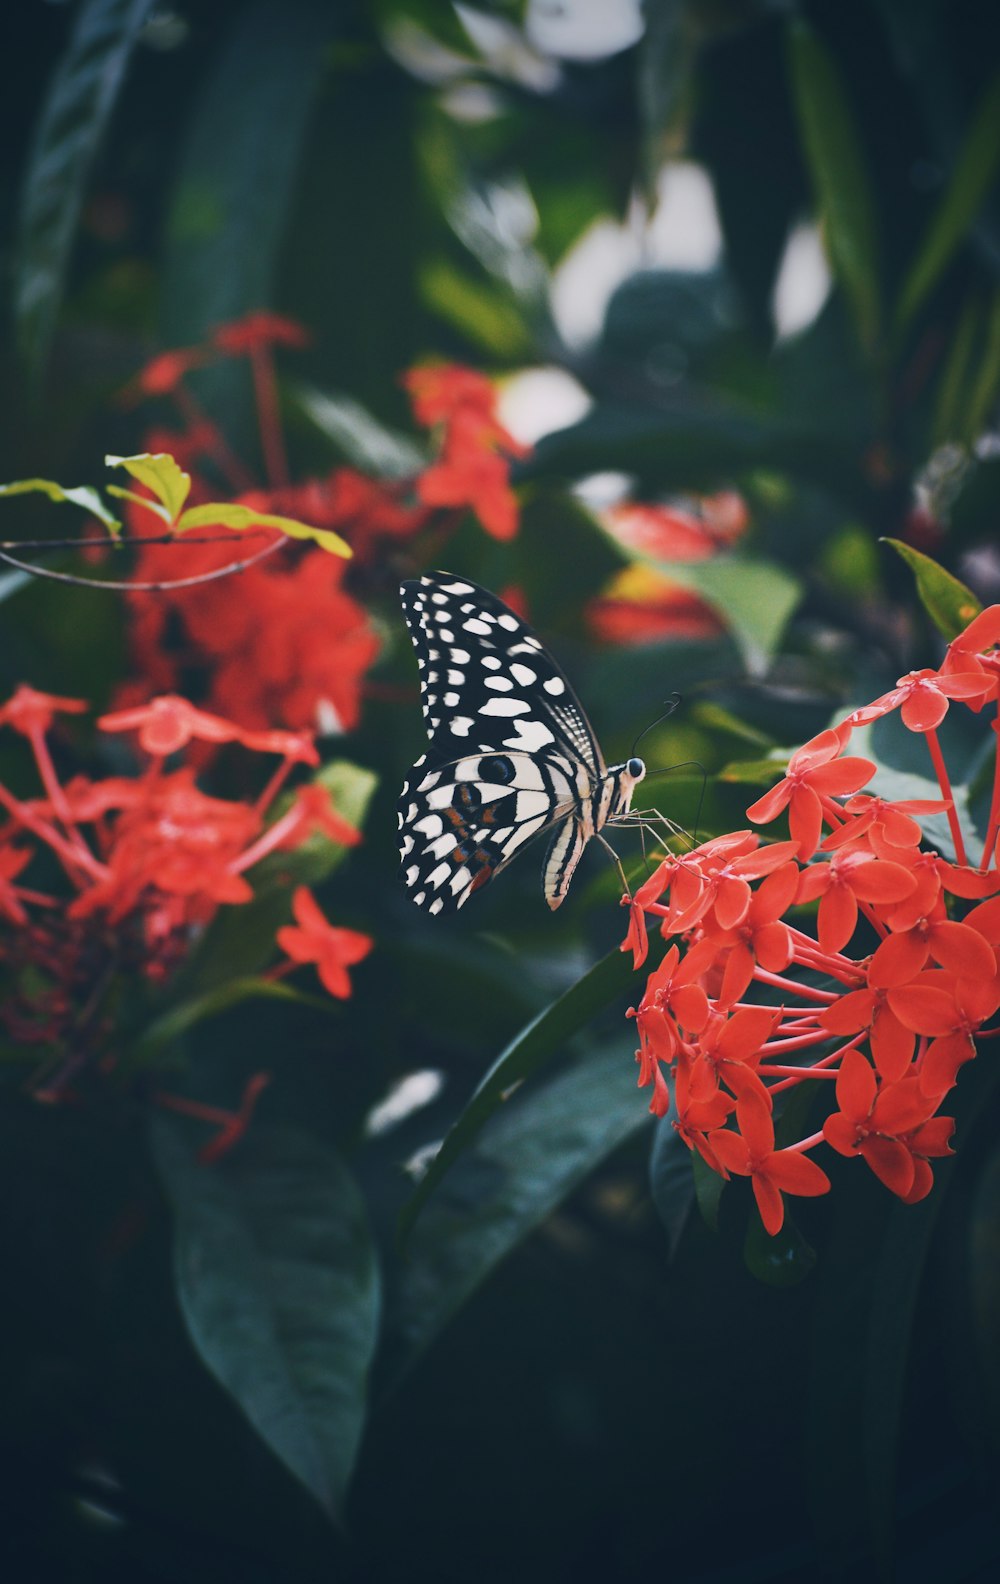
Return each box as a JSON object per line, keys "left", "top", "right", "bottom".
{"left": 400, "top": 575, "right": 603, "bottom": 774}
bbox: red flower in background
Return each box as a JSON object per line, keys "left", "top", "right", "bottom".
{"left": 276, "top": 886, "right": 373, "bottom": 998}
{"left": 404, "top": 364, "right": 528, "bottom": 542}
{"left": 588, "top": 494, "right": 748, "bottom": 644}
{"left": 0, "top": 689, "right": 370, "bottom": 1112}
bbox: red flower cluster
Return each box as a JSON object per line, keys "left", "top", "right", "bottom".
{"left": 122, "top": 511, "right": 381, "bottom": 736}
{"left": 588, "top": 493, "right": 749, "bottom": 644}
{"left": 623, "top": 606, "right": 1000, "bottom": 1235}
{"left": 0, "top": 689, "right": 370, "bottom": 1123}
{"left": 404, "top": 364, "right": 529, "bottom": 542}
{"left": 121, "top": 323, "right": 528, "bottom": 733}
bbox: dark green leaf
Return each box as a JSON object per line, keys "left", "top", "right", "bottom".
{"left": 785, "top": 19, "right": 881, "bottom": 353}
{"left": 895, "top": 65, "right": 1000, "bottom": 336}
{"left": 398, "top": 939, "right": 659, "bottom": 1242}
{"left": 159, "top": 0, "right": 334, "bottom": 437}
{"left": 152, "top": 1120, "right": 380, "bottom": 1522}
{"left": 384, "top": 1043, "right": 650, "bottom": 1386}
{"left": 135, "top": 977, "right": 332, "bottom": 1068}
{"left": 692, "top": 1148, "right": 726, "bottom": 1231}
{"left": 881, "top": 537, "right": 982, "bottom": 638}
{"left": 13, "top": 0, "right": 156, "bottom": 380}
{"left": 743, "top": 1209, "right": 817, "bottom": 1286}
{"left": 649, "top": 1113, "right": 695, "bottom": 1257}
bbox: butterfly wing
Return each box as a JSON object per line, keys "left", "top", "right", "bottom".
{"left": 399, "top": 573, "right": 604, "bottom": 775}
{"left": 398, "top": 748, "right": 579, "bottom": 914}
{"left": 398, "top": 573, "right": 606, "bottom": 912}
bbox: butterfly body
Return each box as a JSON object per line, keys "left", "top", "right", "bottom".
{"left": 397, "top": 573, "right": 645, "bottom": 913}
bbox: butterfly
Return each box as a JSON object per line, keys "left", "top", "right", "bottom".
{"left": 397, "top": 571, "right": 646, "bottom": 914}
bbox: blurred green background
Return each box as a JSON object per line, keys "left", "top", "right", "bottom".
{"left": 2, "top": 2, "right": 1000, "bottom": 1580}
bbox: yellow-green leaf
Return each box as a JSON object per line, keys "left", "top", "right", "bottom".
{"left": 0, "top": 477, "right": 120, "bottom": 535}
{"left": 176, "top": 502, "right": 351, "bottom": 558}
{"left": 882, "top": 538, "right": 983, "bottom": 639}
{"left": 105, "top": 452, "right": 191, "bottom": 522}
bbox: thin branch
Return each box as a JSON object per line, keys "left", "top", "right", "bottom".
{"left": 0, "top": 529, "right": 275, "bottom": 551}
{"left": 0, "top": 536, "right": 288, "bottom": 592}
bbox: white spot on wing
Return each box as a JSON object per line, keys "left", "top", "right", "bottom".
{"left": 543, "top": 677, "right": 565, "bottom": 696}
{"left": 480, "top": 697, "right": 531, "bottom": 716}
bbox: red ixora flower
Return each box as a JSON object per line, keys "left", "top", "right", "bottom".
{"left": 212, "top": 312, "right": 310, "bottom": 353}
{"left": 620, "top": 602, "right": 1000, "bottom": 1236}
{"left": 710, "top": 1096, "right": 831, "bottom": 1236}
{"left": 0, "top": 685, "right": 369, "bottom": 1111}
{"left": 405, "top": 363, "right": 530, "bottom": 543}
{"left": 276, "top": 886, "right": 373, "bottom": 998}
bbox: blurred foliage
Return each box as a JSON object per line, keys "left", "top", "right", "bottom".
{"left": 2, "top": 1, "right": 1000, "bottom": 1580}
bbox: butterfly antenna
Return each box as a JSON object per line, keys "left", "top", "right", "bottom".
{"left": 630, "top": 694, "right": 681, "bottom": 761}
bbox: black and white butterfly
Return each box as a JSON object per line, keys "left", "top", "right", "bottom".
{"left": 397, "top": 572, "right": 646, "bottom": 914}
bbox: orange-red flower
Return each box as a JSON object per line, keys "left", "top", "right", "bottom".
{"left": 746, "top": 725, "right": 875, "bottom": 859}
{"left": 276, "top": 886, "right": 373, "bottom": 998}
{"left": 710, "top": 1097, "right": 830, "bottom": 1235}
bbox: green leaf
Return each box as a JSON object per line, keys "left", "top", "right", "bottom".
{"left": 649, "top": 1114, "right": 695, "bottom": 1257}
{"left": 895, "top": 65, "right": 1000, "bottom": 336}
{"left": 105, "top": 452, "right": 191, "bottom": 523}
{"left": 13, "top": 0, "right": 156, "bottom": 381}
{"left": 398, "top": 939, "right": 660, "bottom": 1242}
{"left": 160, "top": 0, "right": 333, "bottom": 444}
{"left": 293, "top": 384, "right": 426, "bottom": 480}
{"left": 0, "top": 477, "right": 120, "bottom": 535}
{"left": 743, "top": 1207, "right": 817, "bottom": 1287}
{"left": 692, "top": 1149, "right": 726, "bottom": 1232}
{"left": 420, "top": 258, "right": 533, "bottom": 357}
{"left": 785, "top": 19, "right": 881, "bottom": 353}
{"left": 965, "top": 286, "right": 1000, "bottom": 440}
{"left": 152, "top": 1120, "right": 380, "bottom": 1522}
{"left": 384, "top": 1042, "right": 650, "bottom": 1387}
{"left": 882, "top": 538, "right": 982, "bottom": 638}
{"left": 652, "top": 555, "right": 803, "bottom": 676}
{"left": 176, "top": 503, "right": 351, "bottom": 559}
{"left": 135, "top": 977, "right": 332, "bottom": 1068}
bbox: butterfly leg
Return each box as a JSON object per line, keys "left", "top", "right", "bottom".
{"left": 594, "top": 830, "right": 632, "bottom": 900}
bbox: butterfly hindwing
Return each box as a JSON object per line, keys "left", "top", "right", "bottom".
{"left": 397, "top": 747, "right": 579, "bottom": 913}
{"left": 400, "top": 574, "right": 604, "bottom": 775}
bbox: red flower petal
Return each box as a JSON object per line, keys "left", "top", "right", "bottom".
{"left": 818, "top": 883, "right": 858, "bottom": 953}
{"left": 752, "top": 1174, "right": 786, "bottom": 1236}
{"left": 860, "top": 1136, "right": 915, "bottom": 1197}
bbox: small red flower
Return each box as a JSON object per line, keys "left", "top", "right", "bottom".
{"left": 275, "top": 886, "right": 373, "bottom": 999}
{"left": 710, "top": 1096, "right": 830, "bottom": 1235}
{"left": 822, "top": 1050, "right": 940, "bottom": 1198}
{"left": 746, "top": 726, "right": 875, "bottom": 858}
{"left": 797, "top": 849, "right": 917, "bottom": 954}
{"left": 848, "top": 668, "right": 988, "bottom": 732}
{"left": 212, "top": 312, "right": 310, "bottom": 353}
{"left": 97, "top": 695, "right": 245, "bottom": 756}
{"left": 0, "top": 685, "right": 88, "bottom": 738}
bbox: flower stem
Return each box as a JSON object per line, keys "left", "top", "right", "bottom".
{"left": 924, "top": 726, "right": 967, "bottom": 865}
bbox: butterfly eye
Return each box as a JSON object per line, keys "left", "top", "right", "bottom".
{"left": 627, "top": 757, "right": 645, "bottom": 780}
